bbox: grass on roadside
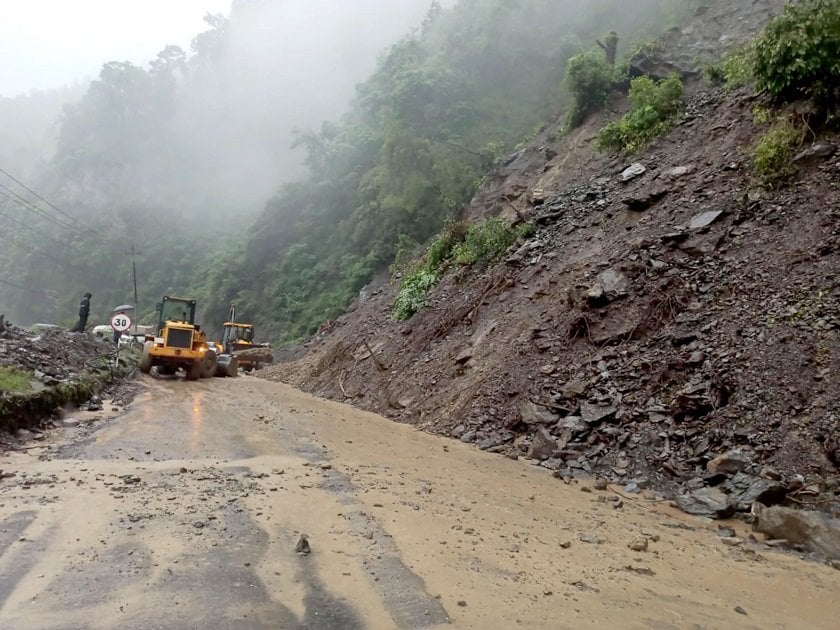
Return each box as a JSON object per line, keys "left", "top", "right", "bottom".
{"left": 0, "top": 366, "right": 33, "bottom": 393}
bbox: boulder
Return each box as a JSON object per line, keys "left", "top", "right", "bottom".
{"left": 707, "top": 449, "right": 752, "bottom": 475}
{"left": 586, "top": 269, "right": 630, "bottom": 306}
{"left": 519, "top": 401, "right": 558, "bottom": 426}
{"left": 675, "top": 487, "right": 735, "bottom": 519}
{"left": 621, "top": 163, "right": 646, "bottom": 182}
{"left": 527, "top": 427, "right": 558, "bottom": 461}
{"left": 689, "top": 210, "right": 724, "bottom": 230}
{"left": 730, "top": 478, "right": 788, "bottom": 511}
{"left": 580, "top": 402, "right": 617, "bottom": 425}
{"left": 754, "top": 506, "right": 840, "bottom": 560}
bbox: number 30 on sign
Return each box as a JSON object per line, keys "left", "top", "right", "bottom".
{"left": 111, "top": 313, "right": 132, "bottom": 332}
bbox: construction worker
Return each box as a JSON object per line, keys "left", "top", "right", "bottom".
{"left": 69, "top": 292, "right": 92, "bottom": 333}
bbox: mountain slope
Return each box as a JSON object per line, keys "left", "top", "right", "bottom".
{"left": 263, "top": 0, "right": 839, "bottom": 500}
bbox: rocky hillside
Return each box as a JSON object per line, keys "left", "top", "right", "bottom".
{"left": 0, "top": 318, "right": 135, "bottom": 433}
{"left": 264, "top": 0, "right": 838, "bottom": 516}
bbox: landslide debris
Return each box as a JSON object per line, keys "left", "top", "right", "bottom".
{"left": 262, "top": 0, "right": 838, "bottom": 552}
{"left": 0, "top": 319, "right": 136, "bottom": 433}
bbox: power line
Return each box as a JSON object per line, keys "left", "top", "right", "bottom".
{"left": 0, "top": 184, "right": 81, "bottom": 234}
{"left": 0, "top": 168, "right": 106, "bottom": 237}
{"left": 0, "top": 166, "right": 81, "bottom": 227}
{"left": 0, "top": 206, "right": 74, "bottom": 254}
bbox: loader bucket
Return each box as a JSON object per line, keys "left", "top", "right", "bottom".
{"left": 215, "top": 354, "right": 239, "bottom": 378}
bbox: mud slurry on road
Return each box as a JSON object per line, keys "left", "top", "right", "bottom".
{"left": 1, "top": 376, "right": 839, "bottom": 629}
{"left": 0, "top": 378, "right": 443, "bottom": 629}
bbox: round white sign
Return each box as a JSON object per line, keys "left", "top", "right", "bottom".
{"left": 110, "top": 313, "right": 132, "bottom": 332}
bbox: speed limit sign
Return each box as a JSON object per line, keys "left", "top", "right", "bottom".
{"left": 110, "top": 313, "right": 132, "bottom": 333}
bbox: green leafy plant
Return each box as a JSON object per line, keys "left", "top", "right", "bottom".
{"left": 392, "top": 218, "right": 532, "bottom": 320}
{"left": 597, "top": 74, "right": 684, "bottom": 152}
{"left": 0, "top": 367, "right": 32, "bottom": 393}
{"left": 753, "top": 0, "right": 840, "bottom": 104}
{"left": 705, "top": 48, "right": 754, "bottom": 90}
{"left": 453, "top": 218, "right": 530, "bottom": 266}
{"left": 565, "top": 51, "right": 617, "bottom": 128}
{"left": 751, "top": 119, "right": 802, "bottom": 185}
{"left": 392, "top": 268, "right": 441, "bottom": 321}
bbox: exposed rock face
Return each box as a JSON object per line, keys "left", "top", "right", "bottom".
{"left": 629, "top": 0, "right": 787, "bottom": 79}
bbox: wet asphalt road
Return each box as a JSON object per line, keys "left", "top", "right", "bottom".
{"left": 2, "top": 376, "right": 839, "bottom": 629}
{"left": 0, "top": 377, "right": 448, "bottom": 629}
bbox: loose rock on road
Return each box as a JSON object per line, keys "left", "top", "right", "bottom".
{"left": 1, "top": 377, "right": 838, "bottom": 629}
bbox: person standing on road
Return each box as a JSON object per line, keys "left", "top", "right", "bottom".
{"left": 69, "top": 292, "right": 92, "bottom": 333}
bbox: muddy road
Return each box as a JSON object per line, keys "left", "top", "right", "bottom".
{"left": 1, "top": 377, "right": 838, "bottom": 629}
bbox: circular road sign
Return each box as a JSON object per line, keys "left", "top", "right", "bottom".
{"left": 110, "top": 313, "right": 132, "bottom": 333}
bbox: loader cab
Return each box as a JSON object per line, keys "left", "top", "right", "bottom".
{"left": 155, "top": 296, "right": 197, "bottom": 334}
{"left": 221, "top": 322, "right": 255, "bottom": 353}
{"left": 223, "top": 323, "right": 254, "bottom": 344}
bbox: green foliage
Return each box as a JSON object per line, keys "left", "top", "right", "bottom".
{"left": 452, "top": 218, "right": 529, "bottom": 266}
{"left": 705, "top": 48, "right": 754, "bottom": 90}
{"left": 753, "top": 0, "right": 840, "bottom": 104}
{"left": 392, "top": 218, "right": 530, "bottom": 320}
{"left": 752, "top": 106, "right": 772, "bottom": 125}
{"left": 2, "top": 0, "right": 704, "bottom": 342}
{"left": 392, "top": 268, "right": 441, "bottom": 321}
{"left": 565, "top": 51, "right": 617, "bottom": 127}
{"left": 751, "top": 119, "right": 801, "bottom": 185}
{"left": 0, "top": 367, "right": 32, "bottom": 393}
{"left": 597, "top": 74, "right": 684, "bottom": 152}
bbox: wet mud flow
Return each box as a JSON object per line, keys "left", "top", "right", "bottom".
{"left": 1, "top": 377, "right": 838, "bottom": 628}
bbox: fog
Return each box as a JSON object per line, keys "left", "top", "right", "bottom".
{"left": 160, "top": 0, "right": 451, "bottom": 218}
{"left": 0, "top": 0, "right": 449, "bottom": 322}
{"left": 4, "top": 1, "right": 450, "bottom": 222}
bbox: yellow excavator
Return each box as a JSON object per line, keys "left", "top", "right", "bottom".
{"left": 139, "top": 296, "right": 238, "bottom": 380}
{"left": 219, "top": 304, "right": 271, "bottom": 372}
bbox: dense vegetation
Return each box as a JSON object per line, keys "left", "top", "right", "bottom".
{"left": 1, "top": 0, "right": 701, "bottom": 342}
{"left": 597, "top": 74, "right": 684, "bottom": 152}
{"left": 704, "top": 0, "right": 839, "bottom": 185}
{"left": 392, "top": 218, "right": 531, "bottom": 320}
{"left": 202, "top": 0, "right": 700, "bottom": 341}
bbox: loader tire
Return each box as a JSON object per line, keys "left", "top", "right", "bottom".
{"left": 186, "top": 359, "right": 202, "bottom": 381}
{"left": 200, "top": 351, "right": 218, "bottom": 379}
{"left": 139, "top": 341, "right": 153, "bottom": 374}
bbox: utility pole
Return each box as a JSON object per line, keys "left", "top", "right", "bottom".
{"left": 125, "top": 245, "right": 142, "bottom": 332}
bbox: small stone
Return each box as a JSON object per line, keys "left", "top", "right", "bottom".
{"left": 628, "top": 538, "right": 648, "bottom": 552}
{"left": 579, "top": 534, "right": 602, "bottom": 545}
{"left": 594, "top": 478, "right": 608, "bottom": 491}
{"left": 720, "top": 537, "right": 744, "bottom": 547}
{"left": 559, "top": 541, "right": 571, "bottom": 549}
{"left": 457, "top": 600, "right": 467, "bottom": 607}
{"left": 581, "top": 486, "right": 592, "bottom": 493}
{"left": 734, "top": 606, "right": 748, "bottom": 616}
{"left": 295, "top": 534, "right": 311, "bottom": 555}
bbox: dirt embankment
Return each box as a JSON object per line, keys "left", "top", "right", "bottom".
{"left": 0, "top": 320, "right": 136, "bottom": 434}
{"left": 262, "top": 3, "right": 838, "bottom": 525}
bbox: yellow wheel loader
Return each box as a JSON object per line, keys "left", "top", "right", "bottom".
{"left": 219, "top": 304, "right": 272, "bottom": 372}
{"left": 139, "top": 296, "right": 238, "bottom": 379}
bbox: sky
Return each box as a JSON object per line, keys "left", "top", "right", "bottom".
{"left": 0, "top": 0, "right": 232, "bottom": 96}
